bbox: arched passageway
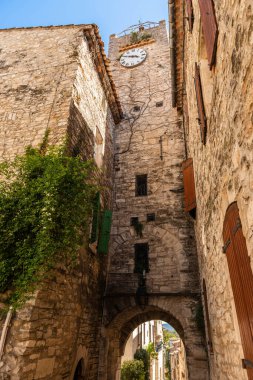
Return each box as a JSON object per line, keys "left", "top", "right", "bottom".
{"left": 99, "top": 295, "right": 209, "bottom": 380}
{"left": 121, "top": 319, "right": 187, "bottom": 380}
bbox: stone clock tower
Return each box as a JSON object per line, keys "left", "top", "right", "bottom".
{"left": 99, "top": 21, "right": 208, "bottom": 380}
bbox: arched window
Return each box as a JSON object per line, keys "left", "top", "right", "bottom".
{"left": 74, "top": 359, "right": 85, "bottom": 380}
{"left": 223, "top": 202, "right": 253, "bottom": 375}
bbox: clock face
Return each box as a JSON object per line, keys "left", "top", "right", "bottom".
{"left": 120, "top": 48, "right": 147, "bottom": 68}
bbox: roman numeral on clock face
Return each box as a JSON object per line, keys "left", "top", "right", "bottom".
{"left": 120, "top": 48, "right": 147, "bottom": 68}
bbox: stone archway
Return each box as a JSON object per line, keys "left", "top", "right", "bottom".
{"left": 99, "top": 296, "right": 209, "bottom": 380}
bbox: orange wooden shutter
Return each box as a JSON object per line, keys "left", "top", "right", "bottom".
{"left": 198, "top": 0, "right": 218, "bottom": 68}
{"left": 194, "top": 63, "right": 207, "bottom": 144}
{"left": 223, "top": 202, "right": 253, "bottom": 377}
{"left": 182, "top": 158, "right": 196, "bottom": 214}
{"left": 185, "top": 0, "right": 194, "bottom": 32}
{"left": 203, "top": 279, "right": 213, "bottom": 353}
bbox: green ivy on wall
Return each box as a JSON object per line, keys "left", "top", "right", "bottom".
{"left": 0, "top": 138, "right": 99, "bottom": 309}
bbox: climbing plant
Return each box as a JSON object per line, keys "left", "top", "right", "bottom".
{"left": 130, "top": 31, "right": 152, "bottom": 45}
{"left": 0, "top": 139, "right": 99, "bottom": 309}
{"left": 146, "top": 342, "right": 158, "bottom": 360}
{"left": 121, "top": 360, "right": 145, "bottom": 380}
{"left": 132, "top": 219, "right": 144, "bottom": 238}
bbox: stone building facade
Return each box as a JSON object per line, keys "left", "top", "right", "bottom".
{"left": 171, "top": 0, "right": 253, "bottom": 379}
{"left": 0, "top": 25, "right": 121, "bottom": 379}
{"left": 122, "top": 320, "right": 164, "bottom": 380}
{"left": 99, "top": 21, "right": 208, "bottom": 380}
{"left": 169, "top": 337, "right": 188, "bottom": 380}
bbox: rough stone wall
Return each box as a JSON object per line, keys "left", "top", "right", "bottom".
{"left": 0, "top": 26, "right": 115, "bottom": 379}
{"left": 183, "top": 1, "right": 253, "bottom": 379}
{"left": 0, "top": 26, "right": 79, "bottom": 158}
{"left": 101, "top": 21, "right": 208, "bottom": 380}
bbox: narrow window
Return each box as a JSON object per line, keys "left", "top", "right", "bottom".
{"left": 134, "top": 243, "right": 149, "bottom": 274}
{"left": 194, "top": 63, "right": 207, "bottom": 144}
{"left": 156, "top": 101, "right": 163, "bottom": 107}
{"left": 182, "top": 158, "right": 196, "bottom": 218}
{"left": 198, "top": 0, "right": 218, "bottom": 68}
{"left": 223, "top": 202, "right": 253, "bottom": 370}
{"left": 136, "top": 175, "right": 147, "bottom": 196}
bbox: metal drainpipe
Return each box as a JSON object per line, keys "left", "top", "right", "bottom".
{"left": 181, "top": 0, "right": 188, "bottom": 159}
{"left": 169, "top": 0, "right": 177, "bottom": 108}
{"left": 0, "top": 306, "right": 13, "bottom": 360}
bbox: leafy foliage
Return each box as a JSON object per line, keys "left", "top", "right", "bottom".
{"left": 130, "top": 31, "right": 152, "bottom": 45}
{"left": 121, "top": 360, "right": 145, "bottom": 380}
{"left": 134, "top": 348, "right": 150, "bottom": 380}
{"left": 0, "top": 142, "right": 98, "bottom": 308}
{"left": 146, "top": 342, "right": 158, "bottom": 360}
{"left": 163, "top": 328, "right": 179, "bottom": 345}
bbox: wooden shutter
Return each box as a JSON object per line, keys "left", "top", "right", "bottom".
{"left": 90, "top": 192, "right": 100, "bottom": 243}
{"left": 203, "top": 279, "right": 213, "bottom": 353}
{"left": 194, "top": 63, "right": 207, "bottom": 144}
{"left": 97, "top": 210, "right": 112, "bottom": 254}
{"left": 198, "top": 0, "right": 218, "bottom": 68}
{"left": 223, "top": 202, "right": 253, "bottom": 377}
{"left": 186, "top": 0, "right": 194, "bottom": 32}
{"left": 182, "top": 158, "right": 196, "bottom": 215}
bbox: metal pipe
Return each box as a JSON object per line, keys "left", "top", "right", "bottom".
{"left": 181, "top": 0, "right": 188, "bottom": 159}
{"left": 169, "top": 0, "right": 177, "bottom": 108}
{"left": 0, "top": 306, "right": 13, "bottom": 360}
{"left": 159, "top": 136, "right": 163, "bottom": 160}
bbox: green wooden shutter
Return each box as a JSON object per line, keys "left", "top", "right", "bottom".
{"left": 90, "top": 192, "right": 100, "bottom": 243}
{"left": 97, "top": 210, "right": 112, "bottom": 254}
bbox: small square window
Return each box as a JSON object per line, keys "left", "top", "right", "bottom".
{"left": 147, "top": 213, "right": 155, "bottom": 222}
{"left": 133, "top": 105, "right": 141, "bottom": 112}
{"left": 156, "top": 101, "right": 163, "bottom": 107}
{"left": 136, "top": 175, "right": 147, "bottom": 196}
{"left": 131, "top": 217, "right": 139, "bottom": 226}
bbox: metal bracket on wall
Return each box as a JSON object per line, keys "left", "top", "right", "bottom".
{"left": 222, "top": 238, "right": 231, "bottom": 254}
{"left": 242, "top": 359, "right": 253, "bottom": 369}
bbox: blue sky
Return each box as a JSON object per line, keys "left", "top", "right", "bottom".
{"left": 0, "top": 0, "right": 168, "bottom": 51}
